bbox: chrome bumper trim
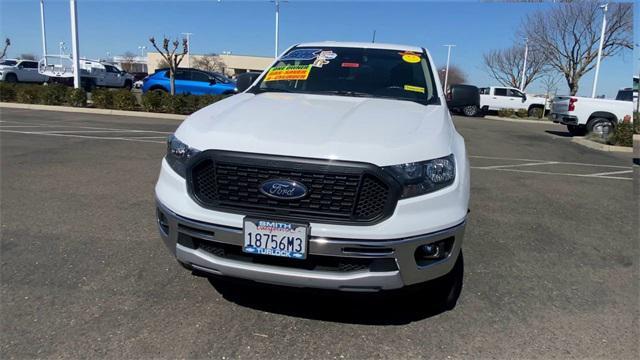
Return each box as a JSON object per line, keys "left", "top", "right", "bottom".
{"left": 157, "top": 200, "right": 466, "bottom": 291}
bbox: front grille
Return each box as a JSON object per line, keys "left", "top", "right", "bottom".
{"left": 187, "top": 151, "right": 400, "bottom": 224}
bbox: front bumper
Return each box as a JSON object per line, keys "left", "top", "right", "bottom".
{"left": 157, "top": 200, "right": 465, "bottom": 292}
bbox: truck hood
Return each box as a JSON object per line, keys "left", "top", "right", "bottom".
{"left": 0, "top": 65, "right": 16, "bottom": 70}
{"left": 176, "top": 93, "right": 453, "bottom": 166}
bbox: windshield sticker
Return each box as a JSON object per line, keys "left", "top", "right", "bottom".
{"left": 264, "top": 65, "right": 313, "bottom": 81}
{"left": 281, "top": 49, "right": 322, "bottom": 61}
{"left": 399, "top": 51, "right": 421, "bottom": 64}
{"left": 404, "top": 85, "right": 425, "bottom": 93}
{"left": 312, "top": 50, "right": 338, "bottom": 68}
{"left": 341, "top": 62, "right": 360, "bottom": 68}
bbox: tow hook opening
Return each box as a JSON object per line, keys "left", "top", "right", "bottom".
{"left": 414, "top": 237, "right": 454, "bottom": 266}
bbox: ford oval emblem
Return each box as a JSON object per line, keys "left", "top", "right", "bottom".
{"left": 259, "top": 179, "right": 308, "bottom": 200}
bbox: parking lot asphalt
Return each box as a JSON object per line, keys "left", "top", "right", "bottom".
{"left": 1, "top": 108, "right": 636, "bottom": 359}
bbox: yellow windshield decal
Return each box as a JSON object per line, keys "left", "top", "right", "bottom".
{"left": 264, "top": 65, "right": 312, "bottom": 81}
{"left": 404, "top": 85, "right": 425, "bottom": 93}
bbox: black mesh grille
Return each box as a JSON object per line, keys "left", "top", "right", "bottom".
{"left": 188, "top": 152, "right": 399, "bottom": 224}
{"left": 195, "top": 240, "right": 397, "bottom": 273}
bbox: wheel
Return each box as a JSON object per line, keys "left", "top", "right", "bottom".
{"left": 150, "top": 87, "right": 167, "bottom": 93}
{"left": 567, "top": 125, "right": 586, "bottom": 136}
{"left": 528, "top": 106, "right": 543, "bottom": 118}
{"left": 81, "top": 78, "right": 96, "bottom": 92}
{"left": 4, "top": 73, "right": 17, "bottom": 83}
{"left": 587, "top": 118, "right": 615, "bottom": 137}
{"left": 462, "top": 105, "right": 480, "bottom": 117}
{"left": 432, "top": 251, "right": 464, "bottom": 311}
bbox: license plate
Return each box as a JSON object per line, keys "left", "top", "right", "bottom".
{"left": 243, "top": 218, "right": 308, "bottom": 260}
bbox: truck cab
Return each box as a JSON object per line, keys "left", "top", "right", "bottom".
{"left": 479, "top": 86, "right": 547, "bottom": 116}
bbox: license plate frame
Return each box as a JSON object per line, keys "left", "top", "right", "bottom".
{"left": 242, "top": 218, "right": 309, "bottom": 260}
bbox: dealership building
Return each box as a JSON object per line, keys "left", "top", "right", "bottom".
{"left": 146, "top": 52, "right": 274, "bottom": 76}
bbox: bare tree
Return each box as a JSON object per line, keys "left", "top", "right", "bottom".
{"left": 482, "top": 45, "right": 547, "bottom": 90}
{"left": 19, "top": 53, "right": 37, "bottom": 60}
{"left": 193, "top": 53, "right": 226, "bottom": 74}
{"left": 120, "top": 51, "right": 136, "bottom": 72}
{"left": 148, "top": 36, "right": 188, "bottom": 95}
{"left": 0, "top": 38, "right": 10, "bottom": 60}
{"left": 437, "top": 65, "right": 467, "bottom": 89}
{"left": 539, "top": 73, "right": 561, "bottom": 118}
{"left": 521, "top": 0, "right": 632, "bottom": 95}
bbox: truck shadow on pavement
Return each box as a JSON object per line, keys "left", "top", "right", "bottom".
{"left": 206, "top": 276, "right": 453, "bottom": 325}
{"left": 545, "top": 130, "right": 574, "bottom": 138}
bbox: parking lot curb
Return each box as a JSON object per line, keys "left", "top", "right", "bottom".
{"left": 571, "top": 137, "right": 633, "bottom": 153}
{"left": 0, "top": 102, "right": 187, "bottom": 121}
{"left": 483, "top": 115, "right": 556, "bottom": 125}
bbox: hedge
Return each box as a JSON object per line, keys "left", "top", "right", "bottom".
{"left": 1, "top": 82, "right": 228, "bottom": 114}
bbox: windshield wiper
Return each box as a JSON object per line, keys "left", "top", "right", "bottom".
{"left": 253, "top": 87, "right": 294, "bottom": 94}
{"left": 315, "top": 90, "right": 372, "bottom": 97}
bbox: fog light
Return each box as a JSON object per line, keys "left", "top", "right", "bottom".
{"left": 414, "top": 237, "right": 454, "bottom": 265}
{"left": 421, "top": 244, "right": 441, "bottom": 259}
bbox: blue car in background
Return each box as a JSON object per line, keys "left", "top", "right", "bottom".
{"left": 141, "top": 68, "right": 237, "bottom": 95}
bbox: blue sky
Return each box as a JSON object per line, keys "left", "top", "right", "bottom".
{"left": 0, "top": 0, "right": 636, "bottom": 97}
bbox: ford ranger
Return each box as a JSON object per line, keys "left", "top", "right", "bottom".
{"left": 155, "top": 42, "right": 472, "bottom": 309}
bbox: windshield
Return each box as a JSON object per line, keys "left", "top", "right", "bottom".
{"left": 252, "top": 47, "right": 439, "bottom": 105}
{"left": 0, "top": 60, "right": 17, "bottom": 66}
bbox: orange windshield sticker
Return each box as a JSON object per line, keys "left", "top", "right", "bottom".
{"left": 404, "top": 85, "right": 425, "bottom": 93}
{"left": 264, "top": 65, "right": 312, "bottom": 81}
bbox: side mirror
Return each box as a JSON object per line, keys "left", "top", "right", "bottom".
{"left": 522, "top": 94, "right": 527, "bottom": 102}
{"left": 17, "top": 64, "right": 23, "bottom": 69}
{"left": 447, "top": 85, "right": 480, "bottom": 109}
{"left": 236, "top": 72, "right": 261, "bottom": 92}
{"left": 209, "top": 77, "right": 217, "bottom": 85}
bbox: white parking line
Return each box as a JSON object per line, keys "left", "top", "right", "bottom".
{"left": 470, "top": 155, "right": 629, "bottom": 169}
{"left": 471, "top": 167, "right": 632, "bottom": 180}
{"left": 585, "top": 169, "right": 633, "bottom": 177}
{"left": 475, "top": 161, "right": 559, "bottom": 170}
{"left": 0, "top": 130, "right": 165, "bottom": 144}
{"left": 0, "top": 121, "right": 171, "bottom": 134}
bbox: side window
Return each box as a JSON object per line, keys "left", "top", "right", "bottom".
{"left": 105, "top": 65, "right": 119, "bottom": 73}
{"left": 191, "top": 71, "right": 210, "bottom": 82}
{"left": 507, "top": 89, "right": 523, "bottom": 97}
{"left": 174, "top": 70, "right": 190, "bottom": 80}
{"left": 494, "top": 88, "right": 507, "bottom": 96}
{"left": 22, "top": 61, "right": 38, "bottom": 69}
{"left": 479, "top": 87, "right": 490, "bottom": 95}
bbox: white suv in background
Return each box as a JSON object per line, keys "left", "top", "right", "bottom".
{"left": 0, "top": 59, "right": 48, "bottom": 83}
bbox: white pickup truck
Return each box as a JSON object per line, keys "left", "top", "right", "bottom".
{"left": 551, "top": 91, "right": 635, "bottom": 136}
{"left": 472, "top": 86, "right": 546, "bottom": 117}
{"left": 155, "top": 41, "right": 472, "bottom": 310}
{"left": 0, "top": 59, "right": 49, "bottom": 83}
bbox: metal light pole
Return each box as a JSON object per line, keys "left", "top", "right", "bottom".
{"left": 591, "top": 3, "right": 608, "bottom": 98}
{"left": 59, "top": 41, "right": 65, "bottom": 57}
{"left": 138, "top": 46, "right": 146, "bottom": 58}
{"left": 443, "top": 45, "right": 455, "bottom": 92}
{"left": 69, "top": 0, "right": 80, "bottom": 89}
{"left": 520, "top": 38, "right": 528, "bottom": 91}
{"left": 181, "top": 32, "right": 193, "bottom": 67}
{"left": 274, "top": 0, "right": 280, "bottom": 58}
{"left": 40, "top": 0, "right": 48, "bottom": 65}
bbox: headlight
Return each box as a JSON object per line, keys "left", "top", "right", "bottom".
{"left": 166, "top": 134, "right": 200, "bottom": 177}
{"left": 383, "top": 154, "right": 455, "bottom": 198}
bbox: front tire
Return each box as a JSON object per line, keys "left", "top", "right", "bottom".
{"left": 462, "top": 105, "right": 480, "bottom": 117}
{"left": 433, "top": 251, "right": 464, "bottom": 311}
{"left": 4, "top": 73, "right": 17, "bottom": 83}
{"left": 528, "top": 106, "right": 543, "bottom": 118}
